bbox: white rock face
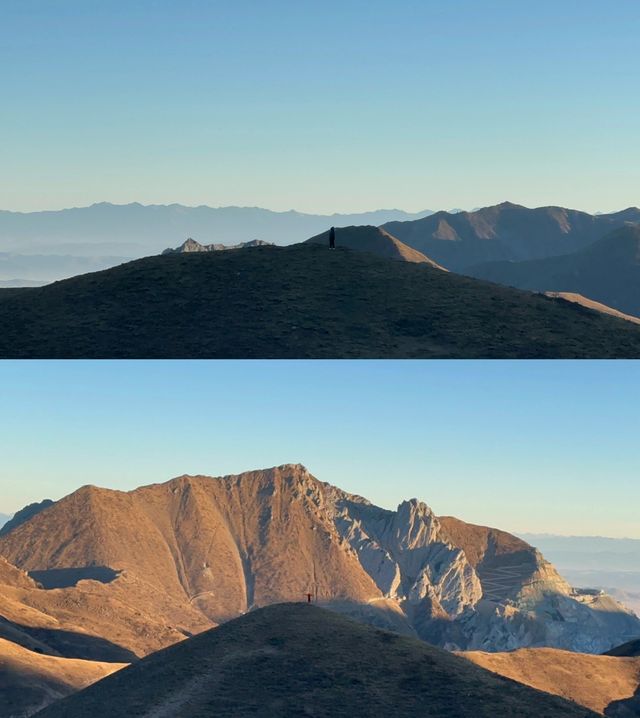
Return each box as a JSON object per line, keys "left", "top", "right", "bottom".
{"left": 319, "top": 477, "right": 640, "bottom": 653}
{"left": 326, "top": 490, "right": 483, "bottom": 620}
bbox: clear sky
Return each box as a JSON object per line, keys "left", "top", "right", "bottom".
{"left": 2, "top": 0, "right": 639, "bottom": 214}
{"left": 1, "top": 360, "right": 638, "bottom": 538}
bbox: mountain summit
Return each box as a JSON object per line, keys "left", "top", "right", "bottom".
{"left": 304, "top": 225, "right": 446, "bottom": 267}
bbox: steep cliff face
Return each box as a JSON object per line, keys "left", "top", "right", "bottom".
{"left": 0, "top": 465, "right": 637, "bottom": 656}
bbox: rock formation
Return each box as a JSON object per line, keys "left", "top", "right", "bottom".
{"left": 1, "top": 465, "right": 637, "bottom": 656}
{"left": 162, "top": 237, "right": 272, "bottom": 254}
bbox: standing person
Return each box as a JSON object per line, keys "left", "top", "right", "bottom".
{"left": 329, "top": 226, "right": 336, "bottom": 249}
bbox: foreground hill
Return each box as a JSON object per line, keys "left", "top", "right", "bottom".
{"left": 461, "top": 648, "right": 640, "bottom": 716}
{"left": 0, "top": 638, "right": 125, "bottom": 718}
{"left": 468, "top": 226, "right": 640, "bottom": 317}
{"left": 1, "top": 465, "right": 637, "bottom": 655}
{"left": 383, "top": 202, "right": 640, "bottom": 272}
{"left": 35, "top": 604, "right": 596, "bottom": 718}
{"left": 2, "top": 243, "right": 640, "bottom": 358}
{"left": 305, "top": 225, "right": 446, "bottom": 266}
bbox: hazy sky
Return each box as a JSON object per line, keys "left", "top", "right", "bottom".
{"left": 2, "top": 1, "right": 639, "bottom": 213}
{"left": 1, "top": 360, "right": 638, "bottom": 538}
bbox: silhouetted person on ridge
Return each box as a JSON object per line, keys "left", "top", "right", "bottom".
{"left": 329, "top": 226, "right": 336, "bottom": 249}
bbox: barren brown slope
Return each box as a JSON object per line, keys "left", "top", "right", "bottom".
{"left": 2, "top": 242, "right": 640, "bottom": 358}
{"left": 0, "top": 638, "right": 125, "bottom": 718}
{"left": 305, "top": 225, "right": 447, "bottom": 267}
{"left": 438, "top": 515, "right": 570, "bottom": 600}
{"left": 544, "top": 293, "right": 640, "bottom": 325}
{"left": 0, "top": 466, "right": 382, "bottom": 628}
{"left": 35, "top": 604, "right": 597, "bottom": 718}
{"left": 460, "top": 648, "right": 640, "bottom": 716}
{"left": 0, "top": 555, "right": 194, "bottom": 663}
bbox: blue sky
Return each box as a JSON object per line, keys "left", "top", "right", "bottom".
{"left": 2, "top": 0, "right": 639, "bottom": 213}
{"left": 1, "top": 360, "right": 638, "bottom": 538}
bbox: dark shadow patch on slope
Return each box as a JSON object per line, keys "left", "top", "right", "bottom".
{"left": 0, "top": 616, "right": 137, "bottom": 662}
{"left": 28, "top": 566, "right": 120, "bottom": 589}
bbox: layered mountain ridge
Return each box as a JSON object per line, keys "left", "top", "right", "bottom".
{"left": 1, "top": 465, "right": 637, "bottom": 658}
{"left": 468, "top": 225, "right": 640, "bottom": 317}
{"left": 383, "top": 202, "right": 640, "bottom": 272}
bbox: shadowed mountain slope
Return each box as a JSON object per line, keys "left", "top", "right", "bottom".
{"left": 467, "top": 226, "right": 640, "bottom": 317}
{"left": 0, "top": 555, "right": 196, "bottom": 663}
{"left": 34, "top": 603, "right": 597, "bottom": 718}
{"left": 304, "top": 225, "right": 446, "bottom": 267}
{"left": 461, "top": 648, "right": 640, "bottom": 716}
{"left": 2, "top": 243, "right": 640, "bottom": 358}
{"left": 0, "top": 500, "right": 55, "bottom": 537}
{"left": 606, "top": 641, "right": 640, "bottom": 658}
{"left": 1, "top": 465, "right": 637, "bottom": 657}
{"left": 0, "top": 638, "right": 125, "bottom": 718}
{"left": 383, "top": 203, "right": 640, "bottom": 272}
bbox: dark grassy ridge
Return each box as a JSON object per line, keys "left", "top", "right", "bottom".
{"left": 35, "top": 603, "right": 596, "bottom": 718}
{"left": 2, "top": 243, "right": 640, "bottom": 357}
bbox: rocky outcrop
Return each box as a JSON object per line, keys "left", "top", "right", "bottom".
{"left": 162, "top": 238, "right": 272, "bottom": 254}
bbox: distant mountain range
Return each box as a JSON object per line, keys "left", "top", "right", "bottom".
{"left": 0, "top": 203, "right": 433, "bottom": 283}
{"left": 0, "top": 513, "right": 11, "bottom": 528}
{"left": 383, "top": 202, "right": 640, "bottom": 273}
{"left": 2, "top": 200, "right": 640, "bottom": 287}
{"left": 520, "top": 533, "right": 640, "bottom": 616}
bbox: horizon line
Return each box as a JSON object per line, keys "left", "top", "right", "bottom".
{"left": 2, "top": 199, "right": 640, "bottom": 217}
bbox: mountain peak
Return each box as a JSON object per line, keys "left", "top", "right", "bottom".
{"left": 0, "top": 466, "right": 637, "bottom": 659}
{"left": 304, "top": 225, "right": 446, "bottom": 268}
